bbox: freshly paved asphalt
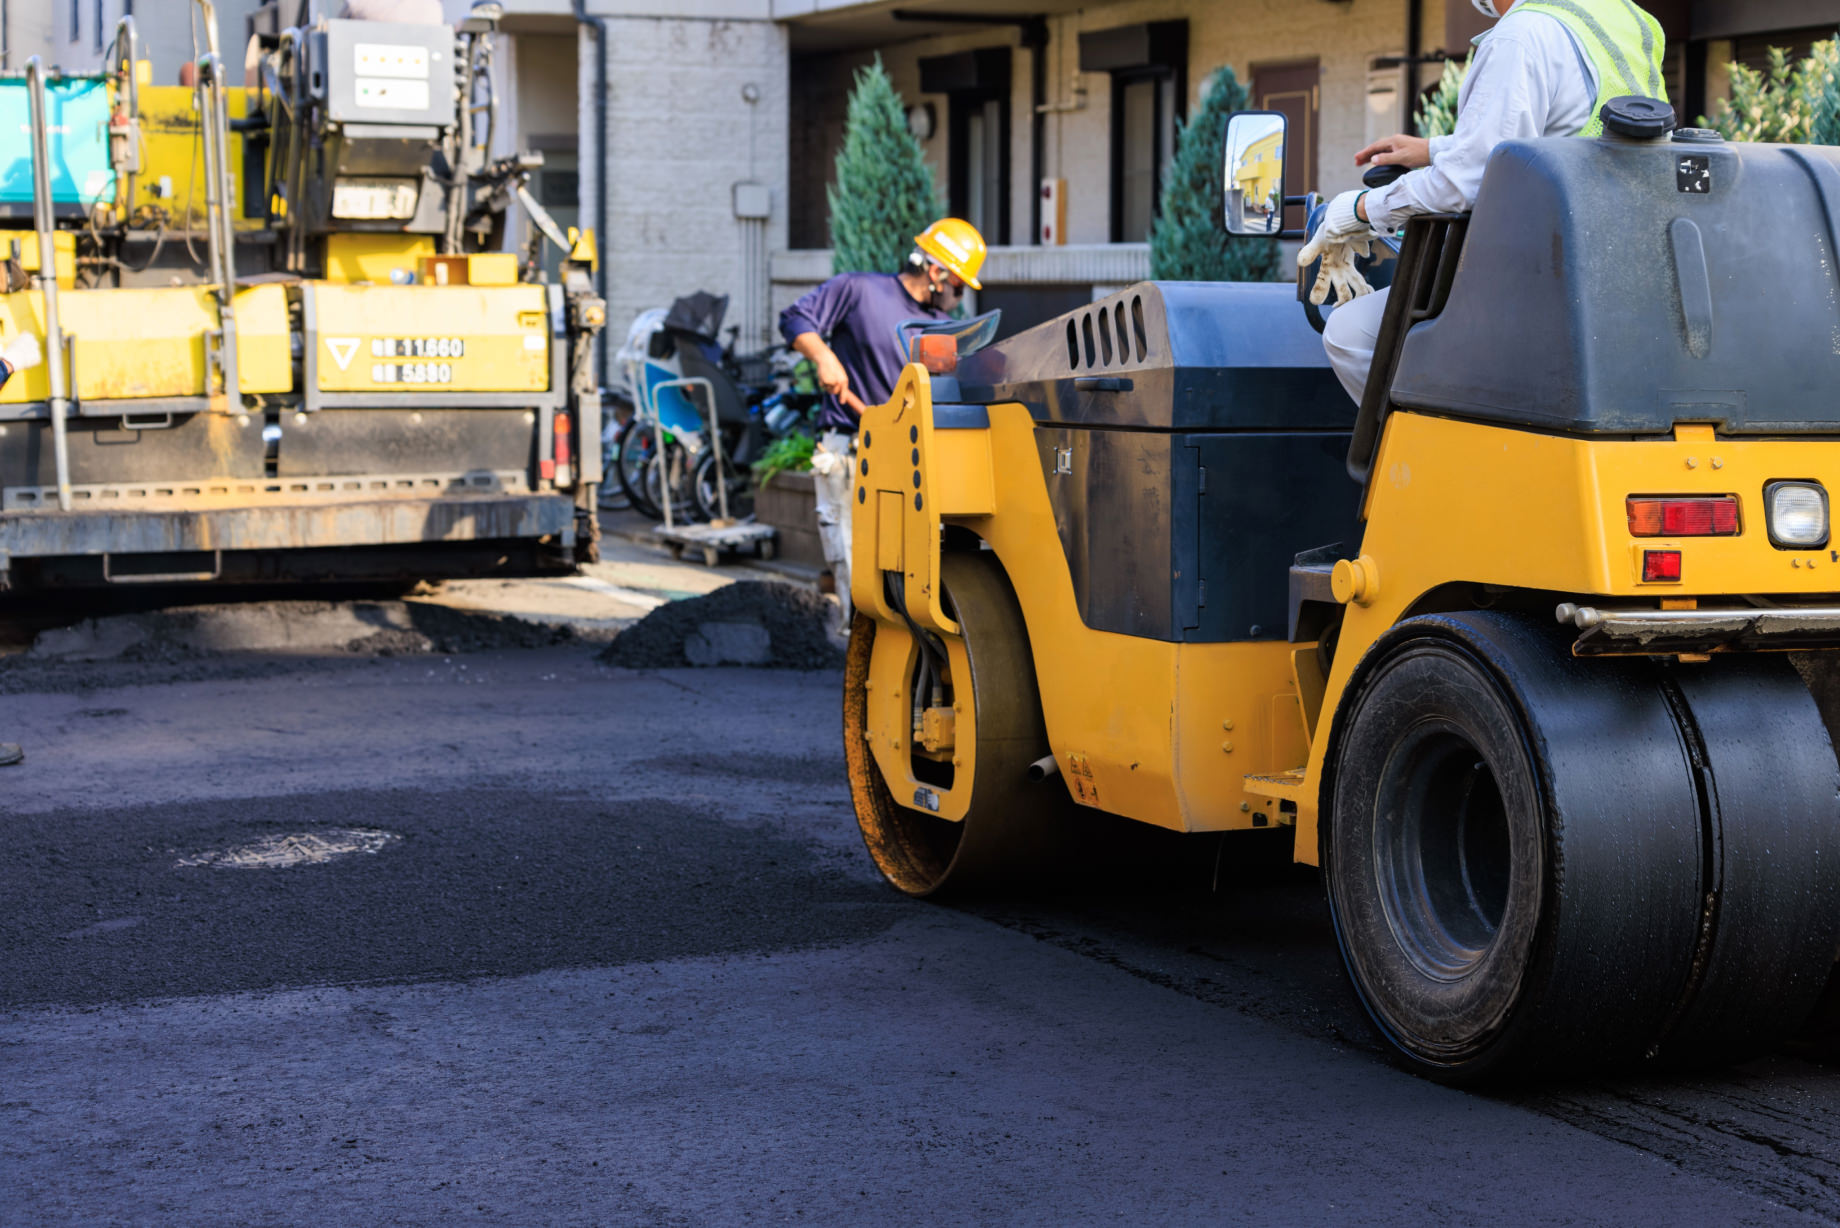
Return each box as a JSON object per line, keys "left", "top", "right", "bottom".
{"left": 4, "top": 646, "right": 1840, "bottom": 1225}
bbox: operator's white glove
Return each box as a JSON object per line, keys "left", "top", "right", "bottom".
{"left": 1297, "top": 190, "right": 1379, "bottom": 307}
{"left": 0, "top": 331, "right": 42, "bottom": 375}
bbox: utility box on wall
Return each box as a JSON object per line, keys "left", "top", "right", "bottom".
{"left": 1039, "top": 178, "right": 1067, "bottom": 245}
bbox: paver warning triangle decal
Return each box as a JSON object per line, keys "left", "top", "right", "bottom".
{"left": 325, "top": 337, "right": 360, "bottom": 371}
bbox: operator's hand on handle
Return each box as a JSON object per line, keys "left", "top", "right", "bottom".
{"left": 1296, "top": 190, "right": 1377, "bottom": 307}
{"left": 1355, "top": 133, "right": 1432, "bottom": 171}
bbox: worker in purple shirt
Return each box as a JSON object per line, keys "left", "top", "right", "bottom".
{"left": 778, "top": 217, "right": 988, "bottom": 617}
{"left": 0, "top": 328, "right": 43, "bottom": 767}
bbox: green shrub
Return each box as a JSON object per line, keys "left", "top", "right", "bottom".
{"left": 753, "top": 430, "right": 816, "bottom": 486}
{"left": 1702, "top": 37, "right": 1840, "bottom": 143}
{"left": 1151, "top": 66, "right": 1282, "bottom": 283}
{"left": 1416, "top": 56, "right": 1468, "bottom": 139}
{"left": 828, "top": 58, "right": 944, "bottom": 275}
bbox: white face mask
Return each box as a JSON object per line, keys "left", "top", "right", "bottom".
{"left": 1471, "top": 0, "right": 1501, "bottom": 16}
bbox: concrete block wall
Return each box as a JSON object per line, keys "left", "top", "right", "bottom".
{"left": 580, "top": 14, "right": 790, "bottom": 351}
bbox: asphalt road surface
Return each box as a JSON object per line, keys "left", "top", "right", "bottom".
{"left": 6, "top": 642, "right": 1840, "bottom": 1225}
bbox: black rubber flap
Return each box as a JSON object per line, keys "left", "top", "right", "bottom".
{"left": 1388, "top": 138, "right": 1840, "bottom": 436}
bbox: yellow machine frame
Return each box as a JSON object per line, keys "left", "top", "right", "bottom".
{"left": 853, "top": 366, "right": 1837, "bottom": 865}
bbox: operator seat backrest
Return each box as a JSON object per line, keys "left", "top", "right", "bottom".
{"left": 667, "top": 329, "right": 749, "bottom": 428}
{"left": 1346, "top": 213, "right": 1470, "bottom": 485}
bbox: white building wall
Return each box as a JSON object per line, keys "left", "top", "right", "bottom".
{"left": 581, "top": 13, "right": 789, "bottom": 352}
{"left": 11, "top": 0, "right": 270, "bottom": 81}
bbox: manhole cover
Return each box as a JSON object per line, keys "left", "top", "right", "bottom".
{"left": 176, "top": 828, "right": 401, "bottom": 869}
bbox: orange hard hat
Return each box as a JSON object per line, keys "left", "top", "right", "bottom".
{"left": 914, "top": 217, "right": 987, "bottom": 290}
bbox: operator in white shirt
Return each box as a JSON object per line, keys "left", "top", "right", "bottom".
{"left": 1303, "top": 0, "right": 1668, "bottom": 404}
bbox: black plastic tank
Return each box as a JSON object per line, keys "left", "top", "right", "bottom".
{"left": 958, "top": 282, "right": 1353, "bottom": 430}
{"left": 954, "top": 282, "right": 1361, "bottom": 644}
{"left": 1389, "top": 135, "right": 1840, "bottom": 435}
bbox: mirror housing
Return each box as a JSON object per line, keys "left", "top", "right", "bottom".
{"left": 459, "top": 1, "right": 504, "bottom": 34}
{"left": 1222, "top": 111, "right": 1288, "bottom": 237}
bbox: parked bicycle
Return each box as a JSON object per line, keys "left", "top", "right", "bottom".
{"left": 612, "top": 293, "right": 817, "bottom": 523}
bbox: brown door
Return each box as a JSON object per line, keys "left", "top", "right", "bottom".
{"left": 1253, "top": 59, "right": 1320, "bottom": 231}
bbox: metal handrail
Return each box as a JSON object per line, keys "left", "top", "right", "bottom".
{"left": 272, "top": 28, "right": 310, "bottom": 272}
{"left": 113, "top": 15, "right": 141, "bottom": 219}
{"left": 24, "top": 57, "right": 71, "bottom": 512}
{"left": 194, "top": 52, "right": 240, "bottom": 408}
{"left": 647, "top": 377, "right": 723, "bottom": 529}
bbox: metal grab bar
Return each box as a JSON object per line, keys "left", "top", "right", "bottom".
{"left": 113, "top": 15, "right": 141, "bottom": 219}
{"left": 194, "top": 52, "right": 240, "bottom": 409}
{"left": 24, "top": 57, "right": 71, "bottom": 512}
{"left": 103, "top": 550, "right": 224, "bottom": 584}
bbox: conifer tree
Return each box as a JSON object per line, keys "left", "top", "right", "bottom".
{"left": 1417, "top": 56, "right": 1468, "bottom": 138}
{"left": 1150, "top": 66, "right": 1281, "bottom": 283}
{"left": 828, "top": 58, "right": 943, "bottom": 275}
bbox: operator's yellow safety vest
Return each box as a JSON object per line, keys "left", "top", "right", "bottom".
{"left": 1512, "top": 0, "right": 1668, "bottom": 137}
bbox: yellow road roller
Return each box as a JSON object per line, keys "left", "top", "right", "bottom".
{"left": 844, "top": 98, "right": 1840, "bottom": 1079}
{"left": 0, "top": 2, "right": 603, "bottom": 592}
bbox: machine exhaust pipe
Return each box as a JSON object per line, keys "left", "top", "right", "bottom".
{"left": 1028, "top": 754, "right": 1060, "bottom": 782}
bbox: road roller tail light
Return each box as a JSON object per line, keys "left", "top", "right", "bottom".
{"left": 1626, "top": 496, "right": 1739, "bottom": 537}
{"left": 1764, "top": 481, "right": 1829, "bottom": 548}
{"left": 1642, "top": 549, "right": 1683, "bottom": 583}
{"left": 554, "top": 412, "right": 573, "bottom": 488}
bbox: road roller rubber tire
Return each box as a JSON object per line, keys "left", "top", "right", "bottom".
{"left": 1645, "top": 657, "right": 1840, "bottom": 1066}
{"left": 1326, "top": 612, "right": 1706, "bottom": 1080}
{"left": 844, "top": 550, "right": 1069, "bottom": 897}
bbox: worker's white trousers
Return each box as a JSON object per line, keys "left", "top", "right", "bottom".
{"left": 813, "top": 430, "right": 856, "bottom": 622}
{"left": 1322, "top": 285, "right": 1391, "bottom": 405}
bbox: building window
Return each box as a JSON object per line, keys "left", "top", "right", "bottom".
{"left": 1079, "top": 20, "right": 1187, "bottom": 243}
{"left": 919, "top": 47, "right": 1012, "bottom": 245}
{"left": 957, "top": 97, "right": 1006, "bottom": 240}
{"left": 1114, "top": 72, "right": 1177, "bottom": 242}
{"left": 94, "top": 0, "right": 105, "bottom": 51}
{"left": 70, "top": 0, "right": 81, "bottom": 43}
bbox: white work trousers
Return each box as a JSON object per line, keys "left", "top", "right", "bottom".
{"left": 812, "top": 430, "right": 856, "bottom": 622}
{"left": 1322, "top": 286, "right": 1391, "bottom": 406}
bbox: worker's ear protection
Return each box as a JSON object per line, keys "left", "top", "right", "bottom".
{"left": 927, "top": 264, "right": 964, "bottom": 308}
{"left": 906, "top": 247, "right": 964, "bottom": 309}
{"left": 1470, "top": 0, "right": 1501, "bottom": 16}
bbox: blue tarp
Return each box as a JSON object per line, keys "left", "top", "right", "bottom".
{"left": 0, "top": 76, "right": 116, "bottom": 209}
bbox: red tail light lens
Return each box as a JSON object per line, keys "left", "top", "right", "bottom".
{"left": 1642, "top": 549, "right": 1683, "bottom": 582}
{"left": 1627, "top": 496, "right": 1739, "bottom": 537}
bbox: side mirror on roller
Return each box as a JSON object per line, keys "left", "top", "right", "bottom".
{"left": 1222, "top": 111, "right": 1288, "bottom": 237}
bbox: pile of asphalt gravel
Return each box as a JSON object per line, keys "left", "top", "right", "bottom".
{"left": 21, "top": 600, "right": 575, "bottom": 664}
{"left": 600, "top": 581, "right": 843, "bottom": 670}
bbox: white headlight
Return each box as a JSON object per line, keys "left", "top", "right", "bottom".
{"left": 1767, "top": 482, "right": 1828, "bottom": 548}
